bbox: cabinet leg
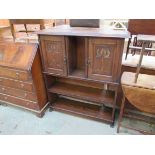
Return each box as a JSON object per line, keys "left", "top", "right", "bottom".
{"left": 117, "top": 95, "right": 126, "bottom": 133}
{"left": 110, "top": 111, "right": 116, "bottom": 128}
{"left": 110, "top": 122, "right": 115, "bottom": 128}
{"left": 112, "top": 107, "right": 116, "bottom": 123}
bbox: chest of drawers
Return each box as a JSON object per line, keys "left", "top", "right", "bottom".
{"left": 0, "top": 42, "right": 48, "bottom": 117}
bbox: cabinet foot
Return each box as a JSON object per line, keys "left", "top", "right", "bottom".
{"left": 0, "top": 103, "right": 7, "bottom": 106}
{"left": 49, "top": 106, "right": 53, "bottom": 112}
{"left": 36, "top": 112, "right": 45, "bottom": 118}
{"left": 117, "top": 127, "right": 120, "bottom": 133}
{"left": 110, "top": 122, "right": 115, "bottom": 128}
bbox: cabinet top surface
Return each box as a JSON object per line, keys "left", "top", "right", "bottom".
{"left": 37, "top": 25, "right": 130, "bottom": 38}
{"left": 0, "top": 42, "right": 38, "bottom": 70}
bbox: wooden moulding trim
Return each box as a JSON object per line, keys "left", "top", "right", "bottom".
{"left": 43, "top": 71, "right": 119, "bottom": 86}
{"left": 0, "top": 100, "right": 49, "bottom": 113}
{"left": 27, "top": 44, "right": 39, "bottom": 71}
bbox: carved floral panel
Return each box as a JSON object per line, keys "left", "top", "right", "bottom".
{"left": 45, "top": 41, "right": 64, "bottom": 70}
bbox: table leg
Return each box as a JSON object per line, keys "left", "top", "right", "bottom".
{"left": 117, "top": 95, "right": 126, "bottom": 133}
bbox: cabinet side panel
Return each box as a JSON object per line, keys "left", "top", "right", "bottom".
{"left": 114, "top": 39, "right": 125, "bottom": 82}
{"left": 31, "top": 48, "right": 48, "bottom": 109}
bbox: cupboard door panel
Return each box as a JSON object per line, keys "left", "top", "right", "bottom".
{"left": 88, "top": 38, "right": 124, "bottom": 82}
{"left": 40, "top": 36, "right": 67, "bottom": 76}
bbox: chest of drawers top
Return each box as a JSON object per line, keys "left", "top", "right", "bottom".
{"left": 0, "top": 42, "right": 38, "bottom": 71}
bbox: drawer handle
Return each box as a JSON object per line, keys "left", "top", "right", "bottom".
{"left": 87, "top": 59, "right": 91, "bottom": 66}
{"left": 21, "top": 84, "right": 24, "bottom": 88}
{"left": 0, "top": 79, "right": 2, "bottom": 82}
{"left": 16, "top": 72, "right": 20, "bottom": 78}
{"left": 4, "top": 96, "right": 8, "bottom": 100}
{"left": 1, "top": 88, "right": 5, "bottom": 91}
{"left": 104, "top": 84, "right": 108, "bottom": 91}
{"left": 24, "top": 93, "right": 27, "bottom": 97}
{"left": 26, "top": 102, "right": 29, "bottom": 105}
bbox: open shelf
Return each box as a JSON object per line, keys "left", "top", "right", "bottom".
{"left": 48, "top": 82, "right": 115, "bottom": 106}
{"left": 69, "top": 69, "right": 85, "bottom": 78}
{"left": 67, "top": 36, "right": 86, "bottom": 78}
{"left": 51, "top": 98, "right": 113, "bottom": 123}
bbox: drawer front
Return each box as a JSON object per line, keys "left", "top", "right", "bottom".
{"left": 0, "top": 77, "right": 34, "bottom": 92}
{"left": 0, "top": 85, "right": 37, "bottom": 102}
{"left": 0, "top": 66, "right": 31, "bottom": 81}
{"left": 0, "top": 93, "right": 39, "bottom": 110}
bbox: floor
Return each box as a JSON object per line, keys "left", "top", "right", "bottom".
{"left": 0, "top": 102, "right": 154, "bottom": 135}
{"left": 0, "top": 104, "right": 117, "bottom": 135}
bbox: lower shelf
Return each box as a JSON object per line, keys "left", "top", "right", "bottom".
{"left": 51, "top": 98, "right": 113, "bottom": 124}
{"left": 48, "top": 82, "right": 115, "bottom": 106}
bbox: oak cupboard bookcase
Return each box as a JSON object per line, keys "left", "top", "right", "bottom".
{"left": 38, "top": 25, "right": 129, "bottom": 125}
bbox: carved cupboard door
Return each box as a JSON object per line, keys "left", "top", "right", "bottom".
{"left": 40, "top": 36, "right": 67, "bottom": 76}
{"left": 88, "top": 38, "right": 124, "bottom": 82}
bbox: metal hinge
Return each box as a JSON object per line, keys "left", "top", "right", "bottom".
{"left": 64, "top": 57, "right": 67, "bottom": 64}
{"left": 86, "top": 59, "right": 91, "bottom": 66}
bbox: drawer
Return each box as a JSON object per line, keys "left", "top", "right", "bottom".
{"left": 0, "top": 85, "right": 37, "bottom": 102}
{"left": 0, "top": 66, "right": 31, "bottom": 81}
{"left": 0, "top": 77, "right": 35, "bottom": 92}
{"left": 0, "top": 93, "right": 39, "bottom": 110}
